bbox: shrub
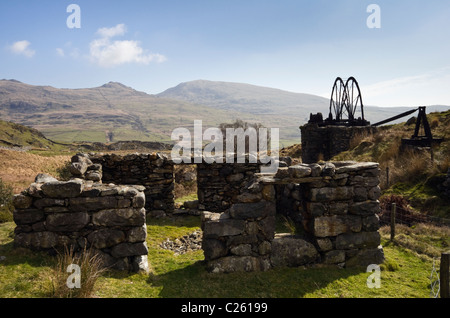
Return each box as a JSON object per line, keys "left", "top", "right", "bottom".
{"left": 56, "top": 160, "right": 73, "bottom": 181}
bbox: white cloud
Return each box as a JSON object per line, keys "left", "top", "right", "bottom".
{"left": 364, "top": 68, "right": 450, "bottom": 106}
{"left": 89, "top": 24, "right": 166, "bottom": 68}
{"left": 96, "top": 24, "right": 127, "bottom": 38}
{"left": 56, "top": 48, "right": 65, "bottom": 57}
{"left": 9, "top": 40, "right": 35, "bottom": 58}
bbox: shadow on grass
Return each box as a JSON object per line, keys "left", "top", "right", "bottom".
{"left": 0, "top": 240, "right": 58, "bottom": 269}
{"left": 146, "top": 260, "right": 363, "bottom": 298}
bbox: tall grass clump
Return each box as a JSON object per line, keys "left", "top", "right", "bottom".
{"left": 0, "top": 177, "right": 14, "bottom": 223}
{"left": 50, "top": 246, "right": 106, "bottom": 298}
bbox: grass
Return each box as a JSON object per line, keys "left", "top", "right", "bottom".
{"left": 0, "top": 149, "right": 71, "bottom": 194}
{"left": 333, "top": 110, "right": 450, "bottom": 218}
{"left": 1, "top": 216, "right": 448, "bottom": 299}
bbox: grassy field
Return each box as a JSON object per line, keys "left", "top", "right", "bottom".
{"left": 0, "top": 114, "right": 449, "bottom": 300}
{"left": 0, "top": 215, "right": 448, "bottom": 299}
{"left": 0, "top": 149, "right": 71, "bottom": 194}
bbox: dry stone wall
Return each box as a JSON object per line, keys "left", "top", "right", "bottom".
{"left": 13, "top": 173, "right": 149, "bottom": 273}
{"left": 12, "top": 150, "right": 385, "bottom": 274}
{"left": 201, "top": 161, "right": 384, "bottom": 273}
{"left": 300, "top": 123, "right": 377, "bottom": 163}
{"left": 196, "top": 161, "right": 262, "bottom": 213}
{"left": 84, "top": 153, "right": 175, "bottom": 218}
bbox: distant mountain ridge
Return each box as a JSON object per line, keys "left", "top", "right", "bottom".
{"left": 0, "top": 79, "right": 449, "bottom": 147}
{"left": 157, "top": 79, "right": 330, "bottom": 115}
{"left": 0, "top": 79, "right": 253, "bottom": 144}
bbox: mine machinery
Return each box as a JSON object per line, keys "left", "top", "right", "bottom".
{"left": 307, "top": 76, "right": 444, "bottom": 148}
{"left": 372, "top": 106, "right": 443, "bottom": 147}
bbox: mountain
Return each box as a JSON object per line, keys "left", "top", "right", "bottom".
{"left": 0, "top": 80, "right": 252, "bottom": 144}
{"left": 158, "top": 79, "right": 450, "bottom": 140}
{"left": 158, "top": 79, "right": 329, "bottom": 115}
{"left": 1, "top": 79, "right": 449, "bottom": 147}
{"left": 0, "top": 118, "right": 63, "bottom": 150}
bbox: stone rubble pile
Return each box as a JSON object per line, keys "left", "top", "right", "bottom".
{"left": 159, "top": 230, "right": 203, "bottom": 255}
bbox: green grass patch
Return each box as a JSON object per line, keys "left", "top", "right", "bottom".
{"left": 0, "top": 219, "right": 448, "bottom": 298}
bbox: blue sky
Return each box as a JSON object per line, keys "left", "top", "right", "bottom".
{"left": 1, "top": 0, "right": 450, "bottom": 107}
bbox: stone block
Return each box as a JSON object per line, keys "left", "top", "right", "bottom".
{"left": 203, "top": 219, "right": 246, "bottom": 238}
{"left": 13, "top": 209, "right": 45, "bottom": 225}
{"left": 306, "top": 202, "right": 326, "bottom": 217}
{"left": 345, "top": 246, "right": 385, "bottom": 267}
{"left": 34, "top": 173, "right": 58, "bottom": 183}
{"left": 46, "top": 212, "right": 89, "bottom": 232}
{"left": 41, "top": 180, "right": 84, "bottom": 198}
{"left": 362, "top": 215, "right": 380, "bottom": 232}
{"left": 275, "top": 167, "right": 290, "bottom": 179}
{"left": 128, "top": 224, "right": 147, "bottom": 243}
{"left": 258, "top": 241, "right": 272, "bottom": 255}
{"left": 322, "top": 250, "right": 346, "bottom": 264}
{"left": 14, "top": 231, "right": 66, "bottom": 249}
{"left": 202, "top": 238, "right": 228, "bottom": 260}
{"left": 328, "top": 202, "right": 349, "bottom": 215}
{"left": 354, "top": 187, "right": 368, "bottom": 202}
{"left": 368, "top": 186, "right": 381, "bottom": 201}
{"left": 322, "top": 162, "right": 336, "bottom": 177}
{"left": 309, "top": 187, "right": 353, "bottom": 202}
{"left": 87, "top": 229, "right": 126, "bottom": 249}
{"left": 288, "top": 165, "right": 312, "bottom": 178}
{"left": 207, "top": 256, "right": 271, "bottom": 273}
{"left": 229, "top": 201, "right": 275, "bottom": 219}
{"left": 257, "top": 215, "right": 276, "bottom": 240}
{"left": 69, "top": 196, "right": 117, "bottom": 211}
{"left": 335, "top": 231, "right": 381, "bottom": 250}
{"left": 261, "top": 185, "right": 276, "bottom": 201}
{"left": 230, "top": 244, "right": 252, "bottom": 256}
{"left": 313, "top": 215, "right": 362, "bottom": 237}
{"left": 349, "top": 201, "right": 380, "bottom": 216}
{"left": 270, "top": 234, "right": 319, "bottom": 268}
{"left": 92, "top": 208, "right": 145, "bottom": 227}
{"left": 111, "top": 242, "right": 148, "bottom": 258}
{"left": 131, "top": 255, "right": 150, "bottom": 273}
{"left": 226, "top": 173, "right": 244, "bottom": 183}
{"left": 12, "top": 194, "right": 33, "bottom": 209}
{"left": 33, "top": 198, "right": 66, "bottom": 210}
{"left": 335, "top": 162, "right": 378, "bottom": 174}
{"left": 315, "top": 238, "right": 333, "bottom": 252}
{"left": 236, "top": 192, "right": 262, "bottom": 203}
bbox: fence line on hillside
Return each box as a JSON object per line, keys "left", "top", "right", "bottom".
{"left": 377, "top": 203, "right": 449, "bottom": 298}
{"left": 378, "top": 204, "right": 450, "bottom": 228}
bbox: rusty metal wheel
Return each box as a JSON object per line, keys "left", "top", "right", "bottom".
{"left": 344, "top": 77, "right": 364, "bottom": 122}
{"left": 329, "top": 77, "right": 346, "bottom": 121}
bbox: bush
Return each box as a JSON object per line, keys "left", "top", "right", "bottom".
{"left": 0, "top": 178, "right": 14, "bottom": 223}
{"left": 56, "top": 161, "right": 73, "bottom": 181}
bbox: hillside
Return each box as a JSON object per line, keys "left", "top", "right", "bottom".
{"left": 1, "top": 79, "right": 449, "bottom": 147}
{"left": 0, "top": 80, "right": 253, "bottom": 144}
{"left": 0, "top": 119, "right": 64, "bottom": 150}
{"left": 158, "top": 79, "right": 450, "bottom": 125}
{"left": 332, "top": 110, "right": 450, "bottom": 217}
